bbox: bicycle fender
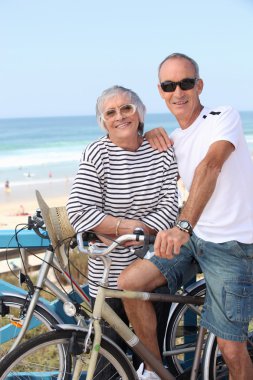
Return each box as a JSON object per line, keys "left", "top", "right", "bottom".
{"left": 0, "top": 292, "right": 64, "bottom": 324}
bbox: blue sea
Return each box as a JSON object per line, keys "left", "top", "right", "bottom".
{"left": 1, "top": 111, "right": 253, "bottom": 188}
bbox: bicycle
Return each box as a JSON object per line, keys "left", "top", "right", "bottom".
{"left": 1, "top": 225, "right": 251, "bottom": 379}
{"left": 0, "top": 191, "right": 205, "bottom": 377}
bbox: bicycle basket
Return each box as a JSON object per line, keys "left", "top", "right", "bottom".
{"left": 35, "top": 190, "right": 75, "bottom": 269}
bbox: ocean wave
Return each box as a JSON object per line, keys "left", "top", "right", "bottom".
{"left": 0, "top": 148, "right": 82, "bottom": 169}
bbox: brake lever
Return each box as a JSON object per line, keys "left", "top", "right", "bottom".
{"left": 27, "top": 212, "right": 49, "bottom": 240}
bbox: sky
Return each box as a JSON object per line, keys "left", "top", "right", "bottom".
{"left": 0, "top": 0, "right": 253, "bottom": 119}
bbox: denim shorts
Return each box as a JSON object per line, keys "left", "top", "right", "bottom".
{"left": 150, "top": 233, "right": 253, "bottom": 342}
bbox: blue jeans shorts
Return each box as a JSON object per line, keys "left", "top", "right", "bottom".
{"left": 150, "top": 233, "right": 253, "bottom": 342}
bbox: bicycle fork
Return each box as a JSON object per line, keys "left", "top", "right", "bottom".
{"left": 9, "top": 247, "right": 55, "bottom": 351}
{"left": 68, "top": 320, "right": 96, "bottom": 380}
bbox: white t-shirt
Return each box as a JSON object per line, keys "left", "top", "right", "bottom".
{"left": 171, "top": 105, "right": 253, "bottom": 243}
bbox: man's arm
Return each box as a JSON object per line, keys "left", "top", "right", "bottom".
{"left": 154, "top": 140, "right": 235, "bottom": 257}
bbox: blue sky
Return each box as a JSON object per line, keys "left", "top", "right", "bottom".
{"left": 0, "top": 0, "right": 252, "bottom": 118}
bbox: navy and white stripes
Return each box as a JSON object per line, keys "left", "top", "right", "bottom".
{"left": 67, "top": 137, "right": 178, "bottom": 296}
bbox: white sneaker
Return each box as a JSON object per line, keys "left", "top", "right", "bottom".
{"left": 136, "top": 363, "right": 161, "bottom": 380}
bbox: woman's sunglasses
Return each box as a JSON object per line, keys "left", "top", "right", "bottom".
{"left": 160, "top": 78, "right": 198, "bottom": 93}
{"left": 101, "top": 103, "right": 136, "bottom": 122}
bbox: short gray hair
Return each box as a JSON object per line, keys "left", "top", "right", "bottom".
{"left": 96, "top": 85, "right": 146, "bottom": 135}
{"left": 158, "top": 53, "right": 200, "bottom": 79}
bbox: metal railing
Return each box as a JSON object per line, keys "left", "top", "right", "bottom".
{"left": 0, "top": 229, "right": 50, "bottom": 273}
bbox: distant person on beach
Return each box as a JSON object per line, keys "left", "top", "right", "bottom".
{"left": 67, "top": 85, "right": 179, "bottom": 378}
{"left": 118, "top": 53, "right": 253, "bottom": 379}
{"left": 4, "top": 180, "right": 11, "bottom": 193}
{"left": 16, "top": 205, "right": 28, "bottom": 216}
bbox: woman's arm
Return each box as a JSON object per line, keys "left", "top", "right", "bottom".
{"left": 67, "top": 159, "right": 155, "bottom": 246}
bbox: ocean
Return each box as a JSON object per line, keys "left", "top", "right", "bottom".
{"left": 1, "top": 111, "right": 253, "bottom": 188}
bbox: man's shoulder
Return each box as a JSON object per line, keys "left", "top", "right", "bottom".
{"left": 202, "top": 105, "right": 239, "bottom": 120}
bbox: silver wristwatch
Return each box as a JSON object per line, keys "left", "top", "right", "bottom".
{"left": 176, "top": 220, "right": 193, "bottom": 235}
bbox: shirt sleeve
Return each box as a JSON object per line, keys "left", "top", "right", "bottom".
{"left": 66, "top": 146, "right": 107, "bottom": 232}
{"left": 210, "top": 106, "right": 242, "bottom": 149}
{"left": 140, "top": 148, "right": 179, "bottom": 231}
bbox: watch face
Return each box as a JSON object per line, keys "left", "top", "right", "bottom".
{"left": 177, "top": 220, "right": 192, "bottom": 235}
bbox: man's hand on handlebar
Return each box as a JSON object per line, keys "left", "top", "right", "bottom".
{"left": 154, "top": 227, "right": 190, "bottom": 259}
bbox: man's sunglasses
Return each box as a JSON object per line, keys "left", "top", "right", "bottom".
{"left": 160, "top": 78, "right": 198, "bottom": 93}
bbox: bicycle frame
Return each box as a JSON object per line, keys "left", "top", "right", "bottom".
{"left": 52, "top": 276, "right": 205, "bottom": 380}
{"left": 76, "top": 233, "right": 205, "bottom": 380}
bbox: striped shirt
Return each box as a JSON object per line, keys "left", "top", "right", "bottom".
{"left": 67, "top": 137, "right": 178, "bottom": 296}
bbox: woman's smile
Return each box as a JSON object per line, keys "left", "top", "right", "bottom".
{"left": 115, "top": 121, "right": 131, "bottom": 129}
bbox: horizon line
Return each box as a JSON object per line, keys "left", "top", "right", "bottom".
{"left": 1, "top": 109, "right": 253, "bottom": 121}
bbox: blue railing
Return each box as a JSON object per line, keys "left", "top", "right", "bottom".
{"left": 0, "top": 229, "right": 49, "bottom": 249}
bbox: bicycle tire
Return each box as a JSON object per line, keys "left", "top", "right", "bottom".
{"left": 0, "top": 294, "right": 60, "bottom": 360}
{"left": 202, "top": 326, "right": 253, "bottom": 380}
{"left": 163, "top": 280, "right": 206, "bottom": 376}
{"left": 0, "top": 329, "right": 137, "bottom": 380}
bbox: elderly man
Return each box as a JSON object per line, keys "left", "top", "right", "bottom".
{"left": 118, "top": 53, "right": 253, "bottom": 380}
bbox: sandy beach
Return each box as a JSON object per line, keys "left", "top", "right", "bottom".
{"left": 0, "top": 178, "right": 73, "bottom": 230}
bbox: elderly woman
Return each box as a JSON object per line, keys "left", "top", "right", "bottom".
{"left": 67, "top": 85, "right": 178, "bottom": 378}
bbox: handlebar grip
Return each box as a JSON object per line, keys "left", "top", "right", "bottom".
{"left": 132, "top": 228, "right": 156, "bottom": 244}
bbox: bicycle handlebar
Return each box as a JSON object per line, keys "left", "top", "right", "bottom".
{"left": 28, "top": 208, "right": 156, "bottom": 258}
{"left": 77, "top": 230, "right": 156, "bottom": 259}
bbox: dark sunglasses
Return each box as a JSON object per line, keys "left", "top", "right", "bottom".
{"left": 160, "top": 78, "right": 198, "bottom": 93}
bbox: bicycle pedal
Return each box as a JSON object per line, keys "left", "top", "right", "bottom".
{"left": 10, "top": 317, "right": 23, "bottom": 328}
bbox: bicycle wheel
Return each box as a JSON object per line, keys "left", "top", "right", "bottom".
{"left": 0, "top": 329, "right": 137, "bottom": 380}
{"left": 202, "top": 324, "right": 253, "bottom": 380}
{"left": 163, "top": 280, "right": 206, "bottom": 376}
{"left": 0, "top": 294, "right": 60, "bottom": 359}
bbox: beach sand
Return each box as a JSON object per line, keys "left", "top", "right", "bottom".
{"left": 0, "top": 178, "right": 73, "bottom": 230}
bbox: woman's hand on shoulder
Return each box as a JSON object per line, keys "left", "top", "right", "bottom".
{"left": 144, "top": 127, "right": 172, "bottom": 152}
